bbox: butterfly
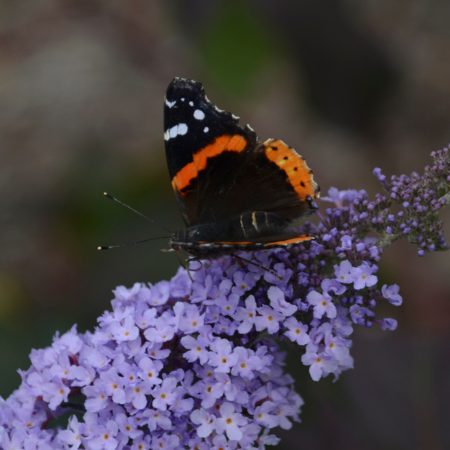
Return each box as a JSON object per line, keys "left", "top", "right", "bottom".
{"left": 164, "top": 78, "right": 320, "bottom": 263}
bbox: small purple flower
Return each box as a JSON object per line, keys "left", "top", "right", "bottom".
{"left": 147, "top": 280, "right": 171, "bottom": 306}
{"left": 330, "top": 311, "right": 354, "bottom": 337}
{"left": 255, "top": 305, "right": 284, "bottom": 334}
{"left": 334, "top": 260, "right": 354, "bottom": 284}
{"left": 98, "top": 369, "right": 126, "bottom": 404}
{"left": 284, "top": 317, "right": 310, "bottom": 345}
{"left": 180, "top": 335, "right": 210, "bottom": 365}
{"left": 301, "top": 351, "right": 338, "bottom": 381}
{"left": 150, "top": 434, "right": 179, "bottom": 450}
{"left": 321, "top": 187, "right": 343, "bottom": 205}
{"left": 382, "top": 284, "right": 403, "bottom": 306}
{"left": 351, "top": 262, "right": 378, "bottom": 290}
{"left": 130, "top": 435, "right": 152, "bottom": 450}
{"left": 109, "top": 316, "right": 139, "bottom": 342}
{"left": 341, "top": 235, "right": 352, "bottom": 250}
{"left": 151, "top": 377, "right": 178, "bottom": 411}
{"left": 235, "top": 296, "right": 257, "bottom": 334}
{"left": 373, "top": 167, "right": 386, "bottom": 182}
{"left": 267, "top": 286, "right": 297, "bottom": 317}
{"left": 206, "top": 279, "right": 232, "bottom": 305}
{"left": 125, "top": 380, "right": 153, "bottom": 410}
{"left": 231, "top": 347, "right": 263, "bottom": 379}
{"left": 142, "top": 409, "right": 172, "bottom": 431}
{"left": 113, "top": 283, "right": 141, "bottom": 303}
{"left": 208, "top": 339, "right": 238, "bottom": 373}
{"left": 179, "top": 304, "right": 205, "bottom": 333}
{"left": 322, "top": 278, "right": 346, "bottom": 296}
{"left": 190, "top": 409, "right": 216, "bottom": 438}
{"left": 324, "top": 334, "right": 351, "bottom": 362}
{"left": 143, "top": 319, "right": 175, "bottom": 343}
{"left": 306, "top": 290, "right": 337, "bottom": 319}
{"left": 253, "top": 401, "right": 279, "bottom": 428}
{"left": 232, "top": 271, "right": 258, "bottom": 296}
{"left": 116, "top": 413, "right": 143, "bottom": 439}
{"left": 137, "top": 357, "right": 163, "bottom": 385}
{"left": 134, "top": 307, "right": 157, "bottom": 329}
{"left": 211, "top": 435, "right": 233, "bottom": 450}
{"left": 381, "top": 318, "right": 398, "bottom": 330}
{"left": 322, "top": 187, "right": 358, "bottom": 206}
{"left": 89, "top": 420, "right": 120, "bottom": 450}
{"left": 43, "top": 373, "right": 73, "bottom": 408}
{"left": 79, "top": 345, "right": 110, "bottom": 370}
{"left": 58, "top": 415, "right": 82, "bottom": 449}
{"left": 349, "top": 304, "right": 375, "bottom": 325}
{"left": 216, "top": 293, "right": 240, "bottom": 316}
{"left": 83, "top": 383, "right": 110, "bottom": 412}
{"left": 216, "top": 402, "right": 248, "bottom": 441}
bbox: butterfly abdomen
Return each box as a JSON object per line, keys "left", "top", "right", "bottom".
{"left": 170, "top": 212, "right": 292, "bottom": 258}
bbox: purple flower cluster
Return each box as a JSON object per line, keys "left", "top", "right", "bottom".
{"left": 0, "top": 267, "right": 305, "bottom": 449}
{"left": 372, "top": 147, "right": 450, "bottom": 255}
{"left": 2, "top": 147, "right": 449, "bottom": 449}
{"left": 0, "top": 239, "right": 401, "bottom": 449}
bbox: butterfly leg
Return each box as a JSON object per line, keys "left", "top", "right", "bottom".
{"left": 174, "top": 250, "right": 194, "bottom": 282}
{"left": 231, "top": 253, "right": 283, "bottom": 280}
{"left": 186, "top": 257, "right": 203, "bottom": 272}
{"left": 176, "top": 252, "right": 205, "bottom": 281}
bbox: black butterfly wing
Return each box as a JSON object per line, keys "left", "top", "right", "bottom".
{"left": 164, "top": 78, "right": 257, "bottom": 227}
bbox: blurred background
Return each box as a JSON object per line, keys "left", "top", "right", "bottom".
{"left": 1, "top": 1, "right": 450, "bottom": 448}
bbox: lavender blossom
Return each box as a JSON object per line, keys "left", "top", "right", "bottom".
{"left": 2, "top": 146, "right": 450, "bottom": 449}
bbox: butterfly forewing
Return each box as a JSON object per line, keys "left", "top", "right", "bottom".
{"left": 164, "top": 78, "right": 257, "bottom": 226}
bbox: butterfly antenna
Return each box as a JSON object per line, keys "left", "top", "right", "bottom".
{"left": 98, "top": 235, "right": 171, "bottom": 251}
{"left": 103, "top": 192, "right": 173, "bottom": 233}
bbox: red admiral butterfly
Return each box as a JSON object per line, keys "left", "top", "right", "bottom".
{"left": 164, "top": 78, "right": 320, "bottom": 260}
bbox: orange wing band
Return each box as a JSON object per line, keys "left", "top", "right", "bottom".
{"left": 197, "top": 241, "right": 253, "bottom": 245}
{"left": 263, "top": 139, "right": 319, "bottom": 201}
{"left": 172, "top": 134, "right": 247, "bottom": 194}
{"left": 196, "top": 236, "right": 314, "bottom": 246}
{"left": 264, "top": 235, "right": 314, "bottom": 246}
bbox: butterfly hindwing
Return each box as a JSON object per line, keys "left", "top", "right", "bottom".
{"left": 188, "top": 138, "right": 319, "bottom": 225}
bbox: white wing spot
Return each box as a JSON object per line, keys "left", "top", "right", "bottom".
{"left": 189, "top": 101, "right": 194, "bottom": 106}
{"left": 178, "top": 123, "right": 188, "bottom": 135}
{"left": 165, "top": 123, "right": 188, "bottom": 141}
{"left": 165, "top": 99, "right": 176, "bottom": 108}
{"left": 194, "top": 110, "right": 205, "bottom": 120}
{"left": 169, "top": 126, "right": 178, "bottom": 139}
{"left": 204, "top": 127, "right": 209, "bottom": 133}
{"left": 181, "top": 98, "right": 185, "bottom": 102}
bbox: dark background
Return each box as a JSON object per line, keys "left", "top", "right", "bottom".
{"left": 1, "top": 1, "right": 450, "bottom": 449}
